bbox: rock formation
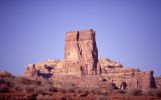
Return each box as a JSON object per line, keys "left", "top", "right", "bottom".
{"left": 64, "top": 29, "right": 99, "bottom": 75}
{"left": 155, "top": 76, "right": 161, "bottom": 89}
{"left": 23, "top": 29, "right": 158, "bottom": 91}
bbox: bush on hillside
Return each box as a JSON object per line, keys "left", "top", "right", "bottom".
{"left": 145, "top": 88, "right": 161, "bottom": 97}
{"left": 127, "top": 88, "right": 142, "bottom": 96}
{"left": 0, "top": 84, "right": 9, "bottom": 93}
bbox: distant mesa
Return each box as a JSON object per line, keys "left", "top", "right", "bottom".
{"left": 23, "top": 29, "right": 160, "bottom": 91}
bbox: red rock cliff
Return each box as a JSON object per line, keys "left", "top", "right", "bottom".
{"left": 64, "top": 29, "right": 99, "bottom": 75}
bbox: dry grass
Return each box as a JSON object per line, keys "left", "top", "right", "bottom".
{"left": 1, "top": 71, "right": 161, "bottom": 100}
{"left": 0, "top": 84, "right": 9, "bottom": 93}
{"left": 127, "top": 88, "right": 142, "bottom": 96}
{"left": 36, "top": 94, "right": 53, "bottom": 100}
{"left": 145, "top": 88, "right": 161, "bottom": 97}
{"left": 95, "top": 95, "right": 108, "bottom": 100}
{"left": 116, "top": 90, "right": 125, "bottom": 94}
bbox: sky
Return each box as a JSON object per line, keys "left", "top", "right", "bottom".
{"left": 0, "top": 0, "right": 161, "bottom": 76}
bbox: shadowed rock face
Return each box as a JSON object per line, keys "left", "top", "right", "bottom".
{"left": 23, "top": 29, "right": 158, "bottom": 91}
{"left": 65, "top": 29, "right": 98, "bottom": 61}
{"left": 64, "top": 29, "right": 99, "bottom": 75}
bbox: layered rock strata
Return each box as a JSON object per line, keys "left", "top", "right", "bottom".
{"left": 64, "top": 29, "right": 99, "bottom": 75}
{"left": 23, "top": 29, "right": 158, "bottom": 91}
{"left": 155, "top": 76, "right": 161, "bottom": 88}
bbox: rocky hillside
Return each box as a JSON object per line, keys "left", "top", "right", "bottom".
{"left": 24, "top": 29, "right": 157, "bottom": 91}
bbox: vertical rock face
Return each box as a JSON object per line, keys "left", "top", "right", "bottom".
{"left": 64, "top": 29, "right": 99, "bottom": 75}
{"left": 23, "top": 28, "right": 158, "bottom": 91}
{"left": 155, "top": 76, "right": 161, "bottom": 89}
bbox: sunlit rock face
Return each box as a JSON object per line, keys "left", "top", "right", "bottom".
{"left": 64, "top": 29, "right": 99, "bottom": 75}
{"left": 23, "top": 29, "right": 157, "bottom": 91}
{"left": 155, "top": 76, "right": 161, "bottom": 89}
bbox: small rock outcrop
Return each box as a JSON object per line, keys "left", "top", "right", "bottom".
{"left": 23, "top": 29, "right": 158, "bottom": 91}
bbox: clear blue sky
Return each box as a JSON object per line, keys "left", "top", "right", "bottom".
{"left": 0, "top": 0, "right": 161, "bottom": 76}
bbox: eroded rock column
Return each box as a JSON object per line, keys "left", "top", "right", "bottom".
{"left": 64, "top": 29, "right": 99, "bottom": 75}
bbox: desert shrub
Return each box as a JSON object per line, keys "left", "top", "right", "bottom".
{"left": 24, "top": 85, "right": 36, "bottom": 92}
{"left": 36, "top": 94, "right": 52, "bottom": 100}
{"left": 60, "top": 97, "right": 66, "bottom": 100}
{"left": 48, "top": 86, "right": 57, "bottom": 92}
{"left": 16, "top": 85, "right": 46, "bottom": 95}
{"left": 80, "top": 93, "right": 88, "bottom": 97}
{"left": 97, "top": 88, "right": 109, "bottom": 95}
{"left": 116, "top": 90, "right": 125, "bottom": 94}
{"left": 145, "top": 88, "right": 156, "bottom": 96}
{"left": 13, "top": 85, "right": 22, "bottom": 91}
{"left": 95, "top": 95, "right": 108, "bottom": 100}
{"left": 145, "top": 88, "right": 161, "bottom": 97}
{"left": 90, "top": 87, "right": 109, "bottom": 95}
{"left": 57, "top": 88, "right": 66, "bottom": 93}
{"left": 0, "top": 71, "right": 13, "bottom": 78}
{"left": 0, "top": 84, "right": 9, "bottom": 93}
{"left": 33, "top": 86, "right": 47, "bottom": 95}
{"left": 53, "top": 80, "right": 62, "bottom": 87}
{"left": 44, "top": 95, "right": 52, "bottom": 100}
{"left": 0, "top": 78, "right": 5, "bottom": 83}
{"left": 107, "top": 88, "right": 113, "bottom": 92}
{"left": 155, "top": 89, "right": 161, "bottom": 97}
{"left": 1, "top": 77, "right": 14, "bottom": 87}
{"left": 32, "top": 85, "right": 57, "bottom": 95}
{"left": 37, "top": 94, "right": 44, "bottom": 100}
{"left": 42, "top": 85, "right": 57, "bottom": 92}
{"left": 94, "top": 88, "right": 108, "bottom": 95}
{"left": 13, "top": 84, "right": 30, "bottom": 92}
{"left": 88, "top": 88, "right": 96, "bottom": 93}
{"left": 127, "top": 88, "right": 141, "bottom": 96}
{"left": 35, "top": 79, "right": 41, "bottom": 85}
{"left": 16, "top": 76, "right": 32, "bottom": 84}
{"left": 64, "top": 86, "right": 75, "bottom": 92}
{"left": 79, "top": 88, "right": 89, "bottom": 94}
{"left": 60, "top": 82, "right": 76, "bottom": 93}
{"left": 41, "top": 79, "right": 53, "bottom": 86}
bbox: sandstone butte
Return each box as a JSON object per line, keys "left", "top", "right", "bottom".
{"left": 23, "top": 29, "right": 161, "bottom": 91}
